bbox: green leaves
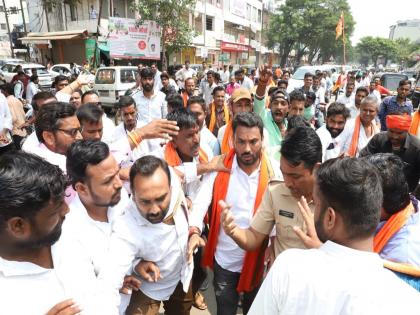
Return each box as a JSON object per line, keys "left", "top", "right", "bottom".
{"left": 133, "top": 0, "right": 197, "bottom": 69}
{"left": 266, "top": 0, "right": 354, "bottom": 66}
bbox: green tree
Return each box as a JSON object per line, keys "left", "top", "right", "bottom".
{"left": 393, "top": 38, "right": 419, "bottom": 67}
{"left": 266, "top": 0, "right": 354, "bottom": 67}
{"left": 135, "top": 0, "right": 197, "bottom": 70}
{"left": 356, "top": 37, "right": 397, "bottom": 66}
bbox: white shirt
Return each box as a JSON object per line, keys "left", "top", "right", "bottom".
{"left": 221, "top": 70, "right": 230, "bottom": 83}
{"left": 0, "top": 93, "right": 13, "bottom": 147}
{"left": 153, "top": 70, "right": 162, "bottom": 91}
{"left": 200, "top": 81, "right": 217, "bottom": 105}
{"left": 63, "top": 190, "right": 130, "bottom": 275}
{"left": 217, "top": 124, "right": 228, "bottom": 147}
{"left": 176, "top": 68, "right": 197, "bottom": 89}
{"left": 26, "top": 81, "right": 39, "bottom": 104}
{"left": 132, "top": 90, "right": 167, "bottom": 125}
{"left": 369, "top": 89, "right": 382, "bottom": 104}
{"left": 14, "top": 80, "right": 24, "bottom": 100}
{"left": 336, "top": 93, "right": 355, "bottom": 106}
{"left": 25, "top": 142, "right": 67, "bottom": 173}
{"left": 345, "top": 101, "right": 359, "bottom": 119}
{"left": 21, "top": 132, "right": 40, "bottom": 153}
{"left": 240, "top": 76, "right": 254, "bottom": 91}
{"left": 190, "top": 155, "right": 281, "bottom": 272}
{"left": 313, "top": 86, "right": 325, "bottom": 106}
{"left": 201, "top": 126, "right": 220, "bottom": 156}
{"left": 98, "top": 174, "right": 193, "bottom": 310}
{"left": 0, "top": 237, "right": 107, "bottom": 315}
{"left": 342, "top": 118, "right": 380, "bottom": 157}
{"left": 216, "top": 157, "right": 261, "bottom": 272}
{"left": 248, "top": 241, "right": 420, "bottom": 315}
{"left": 102, "top": 113, "right": 116, "bottom": 145}
{"left": 316, "top": 124, "right": 350, "bottom": 161}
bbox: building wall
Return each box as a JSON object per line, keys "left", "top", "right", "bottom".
{"left": 389, "top": 19, "right": 420, "bottom": 44}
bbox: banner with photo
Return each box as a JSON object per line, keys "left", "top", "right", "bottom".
{"left": 108, "top": 17, "right": 161, "bottom": 59}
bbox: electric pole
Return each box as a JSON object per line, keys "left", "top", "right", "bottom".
{"left": 2, "top": 0, "right": 15, "bottom": 57}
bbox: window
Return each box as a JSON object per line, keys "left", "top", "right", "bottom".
{"left": 120, "top": 69, "right": 137, "bottom": 83}
{"left": 206, "top": 16, "right": 214, "bottom": 31}
{"left": 0, "top": 5, "right": 4, "bottom": 12}
{"left": 258, "top": 9, "right": 262, "bottom": 23}
{"left": 95, "top": 69, "right": 116, "bottom": 84}
{"left": 246, "top": 4, "right": 251, "bottom": 20}
{"left": 0, "top": 23, "right": 6, "bottom": 30}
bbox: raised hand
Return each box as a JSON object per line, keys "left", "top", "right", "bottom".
{"left": 136, "top": 119, "right": 179, "bottom": 140}
{"left": 293, "top": 196, "right": 322, "bottom": 249}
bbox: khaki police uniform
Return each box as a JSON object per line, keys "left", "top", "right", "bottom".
{"left": 251, "top": 178, "right": 314, "bottom": 257}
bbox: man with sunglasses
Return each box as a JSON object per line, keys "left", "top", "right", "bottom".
{"left": 32, "top": 102, "right": 82, "bottom": 173}
{"left": 254, "top": 64, "right": 288, "bottom": 162}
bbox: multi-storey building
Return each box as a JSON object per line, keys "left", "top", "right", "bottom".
{"left": 24, "top": 0, "right": 267, "bottom": 66}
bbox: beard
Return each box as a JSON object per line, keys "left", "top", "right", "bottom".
{"left": 17, "top": 218, "right": 64, "bottom": 250}
{"left": 326, "top": 125, "right": 344, "bottom": 138}
{"left": 142, "top": 83, "right": 153, "bottom": 92}
{"left": 89, "top": 184, "right": 122, "bottom": 208}
{"left": 237, "top": 150, "right": 260, "bottom": 166}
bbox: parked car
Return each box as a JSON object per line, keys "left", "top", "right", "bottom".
{"left": 94, "top": 66, "right": 138, "bottom": 108}
{"left": 287, "top": 64, "right": 351, "bottom": 92}
{"left": 0, "top": 58, "right": 26, "bottom": 67}
{"left": 378, "top": 72, "right": 409, "bottom": 96}
{"left": 1, "top": 62, "right": 53, "bottom": 90}
{"left": 49, "top": 64, "right": 95, "bottom": 82}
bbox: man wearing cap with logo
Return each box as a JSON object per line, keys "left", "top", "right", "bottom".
{"left": 218, "top": 87, "right": 253, "bottom": 154}
{"left": 254, "top": 64, "right": 288, "bottom": 161}
{"left": 360, "top": 110, "right": 420, "bottom": 192}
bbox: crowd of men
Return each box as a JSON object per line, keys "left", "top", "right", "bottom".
{"left": 0, "top": 59, "right": 420, "bottom": 315}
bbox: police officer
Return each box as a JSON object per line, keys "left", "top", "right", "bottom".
{"left": 220, "top": 127, "right": 322, "bottom": 259}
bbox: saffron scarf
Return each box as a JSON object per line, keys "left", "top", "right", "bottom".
{"left": 347, "top": 115, "right": 379, "bottom": 157}
{"left": 221, "top": 122, "right": 233, "bottom": 154}
{"left": 409, "top": 111, "right": 420, "bottom": 136}
{"left": 164, "top": 142, "right": 209, "bottom": 166}
{"left": 202, "top": 149, "right": 274, "bottom": 292}
{"left": 374, "top": 201, "right": 414, "bottom": 254}
{"left": 182, "top": 92, "right": 189, "bottom": 108}
{"left": 208, "top": 102, "right": 230, "bottom": 134}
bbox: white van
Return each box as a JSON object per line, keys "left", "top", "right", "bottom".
{"left": 94, "top": 66, "right": 138, "bottom": 108}
{"left": 287, "top": 64, "right": 351, "bottom": 92}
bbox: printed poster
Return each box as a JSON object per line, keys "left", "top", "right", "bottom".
{"left": 108, "top": 17, "right": 161, "bottom": 59}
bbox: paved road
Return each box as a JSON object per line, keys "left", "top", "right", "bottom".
{"left": 159, "top": 270, "right": 243, "bottom": 315}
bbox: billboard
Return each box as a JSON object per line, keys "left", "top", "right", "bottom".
{"left": 108, "top": 17, "right": 161, "bottom": 59}
{"left": 230, "top": 0, "right": 246, "bottom": 18}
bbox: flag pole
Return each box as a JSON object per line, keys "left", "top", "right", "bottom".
{"left": 342, "top": 13, "right": 346, "bottom": 65}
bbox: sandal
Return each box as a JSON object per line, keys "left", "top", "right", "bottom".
{"left": 193, "top": 291, "right": 208, "bottom": 310}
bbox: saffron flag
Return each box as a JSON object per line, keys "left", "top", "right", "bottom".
{"left": 335, "top": 13, "right": 344, "bottom": 40}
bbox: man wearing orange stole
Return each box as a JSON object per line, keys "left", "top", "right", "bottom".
{"left": 343, "top": 95, "right": 380, "bottom": 157}
{"left": 360, "top": 111, "right": 420, "bottom": 192}
{"left": 218, "top": 88, "right": 253, "bottom": 154}
{"left": 189, "top": 112, "right": 280, "bottom": 315}
{"left": 364, "top": 153, "right": 420, "bottom": 291}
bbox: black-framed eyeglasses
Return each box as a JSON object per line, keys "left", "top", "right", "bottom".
{"left": 57, "top": 127, "right": 82, "bottom": 137}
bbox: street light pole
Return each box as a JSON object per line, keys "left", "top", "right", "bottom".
{"left": 2, "top": 0, "right": 15, "bottom": 57}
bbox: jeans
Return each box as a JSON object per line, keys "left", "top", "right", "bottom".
{"left": 213, "top": 260, "right": 259, "bottom": 315}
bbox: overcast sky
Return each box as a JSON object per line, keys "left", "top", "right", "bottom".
{"left": 349, "top": 0, "right": 420, "bottom": 44}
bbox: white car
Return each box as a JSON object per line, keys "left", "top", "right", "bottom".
{"left": 94, "top": 66, "right": 138, "bottom": 108}
{"left": 1, "top": 62, "right": 53, "bottom": 90}
{"left": 287, "top": 64, "right": 352, "bottom": 92}
{"left": 49, "top": 64, "right": 95, "bottom": 82}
